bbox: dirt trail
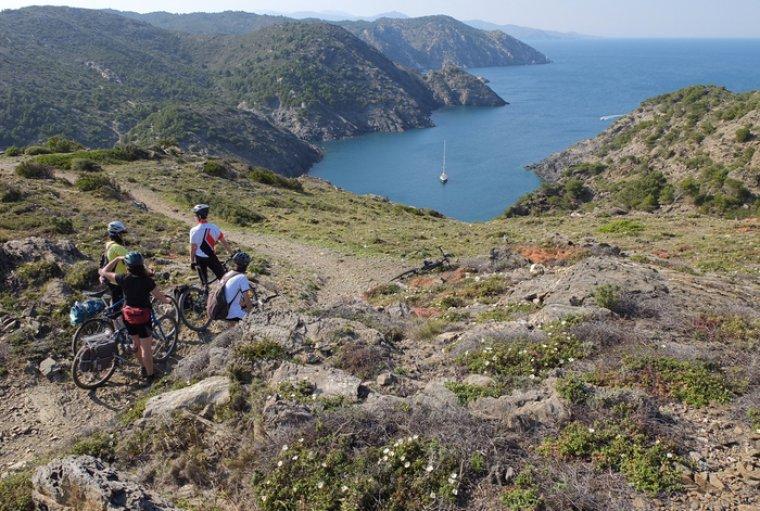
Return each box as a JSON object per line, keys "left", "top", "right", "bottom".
{"left": 60, "top": 171, "right": 400, "bottom": 304}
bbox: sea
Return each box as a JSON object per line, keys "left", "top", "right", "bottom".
{"left": 310, "top": 38, "right": 760, "bottom": 222}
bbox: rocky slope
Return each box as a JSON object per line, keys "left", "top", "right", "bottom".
{"left": 424, "top": 65, "right": 508, "bottom": 107}
{"left": 338, "top": 15, "right": 549, "bottom": 70}
{"left": 0, "top": 140, "right": 758, "bottom": 510}
{"left": 0, "top": 7, "right": 507, "bottom": 173}
{"left": 509, "top": 86, "right": 759, "bottom": 217}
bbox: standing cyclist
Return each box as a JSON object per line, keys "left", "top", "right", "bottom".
{"left": 102, "top": 221, "right": 129, "bottom": 307}
{"left": 189, "top": 204, "right": 231, "bottom": 286}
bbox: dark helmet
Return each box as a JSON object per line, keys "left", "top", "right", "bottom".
{"left": 231, "top": 251, "right": 251, "bottom": 268}
{"left": 107, "top": 220, "right": 127, "bottom": 236}
{"left": 192, "top": 204, "right": 210, "bottom": 219}
{"left": 124, "top": 251, "right": 144, "bottom": 268}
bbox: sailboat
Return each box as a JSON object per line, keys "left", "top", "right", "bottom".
{"left": 439, "top": 141, "right": 449, "bottom": 184}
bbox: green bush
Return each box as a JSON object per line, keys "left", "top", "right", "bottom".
{"left": 598, "top": 219, "right": 645, "bottom": 236}
{"left": 0, "top": 472, "right": 34, "bottom": 511}
{"left": 64, "top": 261, "right": 99, "bottom": 290}
{"left": 614, "top": 171, "right": 670, "bottom": 211}
{"left": 23, "top": 145, "right": 52, "bottom": 155}
{"left": 444, "top": 381, "right": 504, "bottom": 405}
{"left": 249, "top": 167, "right": 303, "bottom": 191}
{"left": 1, "top": 186, "right": 24, "bottom": 202}
{"left": 202, "top": 159, "right": 229, "bottom": 177}
{"left": 16, "top": 260, "right": 62, "bottom": 285}
{"left": 735, "top": 126, "right": 752, "bottom": 142}
{"left": 45, "top": 136, "right": 83, "bottom": 153}
{"left": 4, "top": 146, "right": 21, "bottom": 156}
{"left": 75, "top": 174, "right": 116, "bottom": 192}
{"left": 15, "top": 160, "right": 52, "bottom": 179}
{"left": 556, "top": 374, "right": 589, "bottom": 404}
{"left": 71, "top": 431, "right": 115, "bottom": 460}
{"left": 71, "top": 158, "right": 102, "bottom": 172}
{"left": 50, "top": 217, "right": 75, "bottom": 235}
{"left": 593, "top": 284, "right": 622, "bottom": 310}
{"left": 234, "top": 339, "right": 286, "bottom": 362}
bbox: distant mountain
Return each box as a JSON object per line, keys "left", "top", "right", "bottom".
{"left": 465, "top": 20, "right": 596, "bottom": 40}
{"left": 112, "top": 10, "right": 290, "bottom": 35}
{"left": 338, "top": 15, "right": 549, "bottom": 70}
{"left": 271, "top": 10, "right": 409, "bottom": 21}
{"left": 0, "top": 7, "right": 506, "bottom": 173}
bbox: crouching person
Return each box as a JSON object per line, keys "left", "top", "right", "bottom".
{"left": 224, "top": 252, "right": 255, "bottom": 322}
{"left": 99, "top": 252, "right": 172, "bottom": 382}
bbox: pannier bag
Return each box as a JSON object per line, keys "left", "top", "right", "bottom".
{"left": 77, "top": 332, "right": 116, "bottom": 372}
{"left": 69, "top": 299, "right": 106, "bottom": 325}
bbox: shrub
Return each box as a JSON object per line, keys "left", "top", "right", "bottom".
{"left": 16, "top": 260, "right": 62, "bottom": 285}
{"left": 45, "top": 136, "right": 82, "bottom": 153}
{"left": 64, "top": 261, "right": 99, "bottom": 290}
{"left": 365, "top": 283, "right": 402, "bottom": 300}
{"left": 70, "top": 158, "right": 102, "bottom": 172}
{"left": 410, "top": 318, "right": 447, "bottom": 341}
{"left": 111, "top": 144, "right": 149, "bottom": 161}
{"left": 234, "top": 339, "right": 286, "bottom": 362}
{"left": 735, "top": 126, "right": 752, "bottom": 142}
{"left": 598, "top": 219, "right": 645, "bottom": 236}
{"left": 15, "top": 160, "right": 52, "bottom": 179}
{"left": 23, "top": 145, "right": 51, "bottom": 155}
{"left": 0, "top": 472, "right": 34, "bottom": 511}
{"left": 202, "top": 159, "right": 229, "bottom": 178}
{"left": 614, "top": 171, "right": 670, "bottom": 211}
{"left": 593, "top": 284, "right": 621, "bottom": 310}
{"left": 70, "top": 432, "right": 115, "bottom": 460}
{"left": 334, "top": 342, "right": 389, "bottom": 380}
{"left": 1, "top": 186, "right": 24, "bottom": 202}
{"left": 75, "top": 174, "right": 118, "bottom": 193}
{"left": 249, "top": 167, "right": 303, "bottom": 192}
{"left": 556, "top": 374, "right": 589, "bottom": 404}
{"left": 4, "top": 146, "right": 21, "bottom": 156}
{"left": 444, "top": 381, "right": 504, "bottom": 405}
{"left": 50, "top": 217, "right": 75, "bottom": 235}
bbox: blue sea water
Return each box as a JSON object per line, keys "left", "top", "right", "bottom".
{"left": 310, "top": 39, "right": 760, "bottom": 221}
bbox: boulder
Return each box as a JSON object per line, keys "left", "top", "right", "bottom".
{"left": 269, "top": 362, "right": 367, "bottom": 402}
{"left": 39, "top": 357, "right": 64, "bottom": 382}
{"left": 450, "top": 321, "right": 545, "bottom": 357}
{"left": 376, "top": 371, "right": 396, "bottom": 387}
{"left": 32, "top": 455, "right": 179, "bottom": 510}
{"left": 262, "top": 396, "right": 313, "bottom": 429}
{"left": 1, "top": 237, "right": 85, "bottom": 267}
{"left": 173, "top": 347, "right": 230, "bottom": 381}
{"left": 41, "top": 279, "right": 73, "bottom": 307}
{"left": 469, "top": 378, "right": 569, "bottom": 429}
{"left": 142, "top": 376, "right": 230, "bottom": 418}
{"left": 411, "top": 380, "right": 459, "bottom": 411}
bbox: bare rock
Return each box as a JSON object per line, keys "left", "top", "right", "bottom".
{"left": 270, "top": 362, "right": 367, "bottom": 402}
{"left": 41, "top": 279, "right": 74, "bottom": 307}
{"left": 527, "top": 303, "right": 611, "bottom": 326}
{"left": 142, "top": 376, "right": 230, "bottom": 418}
{"left": 32, "top": 455, "right": 180, "bottom": 510}
{"left": 39, "top": 357, "right": 64, "bottom": 382}
{"left": 450, "top": 321, "right": 545, "bottom": 357}
{"left": 263, "top": 396, "right": 313, "bottom": 429}
{"left": 470, "top": 378, "right": 569, "bottom": 429}
{"left": 376, "top": 372, "right": 396, "bottom": 387}
{"left": 411, "top": 380, "right": 459, "bottom": 410}
{"left": 1, "top": 237, "right": 85, "bottom": 272}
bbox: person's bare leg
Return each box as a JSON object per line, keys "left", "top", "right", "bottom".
{"left": 139, "top": 336, "right": 154, "bottom": 376}
{"left": 131, "top": 335, "right": 143, "bottom": 366}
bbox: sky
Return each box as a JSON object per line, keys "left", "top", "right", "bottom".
{"left": 1, "top": 0, "right": 759, "bottom": 38}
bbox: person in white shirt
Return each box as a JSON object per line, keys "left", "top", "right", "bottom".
{"left": 224, "top": 251, "right": 255, "bottom": 321}
{"left": 189, "top": 204, "right": 231, "bottom": 286}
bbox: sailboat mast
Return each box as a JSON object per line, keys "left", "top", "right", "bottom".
{"left": 443, "top": 140, "right": 446, "bottom": 171}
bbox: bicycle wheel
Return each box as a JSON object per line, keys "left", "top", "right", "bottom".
{"left": 71, "top": 318, "right": 114, "bottom": 355}
{"left": 152, "top": 314, "right": 178, "bottom": 362}
{"left": 71, "top": 342, "right": 118, "bottom": 390}
{"left": 152, "top": 294, "right": 180, "bottom": 334}
{"left": 178, "top": 285, "right": 212, "bottom": 332}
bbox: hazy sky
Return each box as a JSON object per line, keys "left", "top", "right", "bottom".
{"left": 1, "top": 0, "right": 759, "bottom": 38}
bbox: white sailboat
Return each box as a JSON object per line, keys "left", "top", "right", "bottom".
{"left": 439, "top": 140, "right": 448, "bottom": 184}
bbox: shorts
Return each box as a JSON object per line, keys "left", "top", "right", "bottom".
{"left": 124, "top": 321, "right": 152, "bottom": 338}
{"left": 196, "top": 254, "right": 226, "bottom": 286}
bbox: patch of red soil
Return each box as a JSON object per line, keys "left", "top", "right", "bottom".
{"left": 516, "top": 244, "right": 584, "bottom": 265}
{"left": 411, "top": 307, "right": 441, "bottom": 319}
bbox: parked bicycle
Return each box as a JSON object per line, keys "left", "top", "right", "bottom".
{"left": 391, "top": 247, "right": 454, "bottom": 282}
{"left": 71, "top": 288, "right": 179, "bottom": 355}
{"left": 71, "top": 305, "right": 178, "bottom": 389}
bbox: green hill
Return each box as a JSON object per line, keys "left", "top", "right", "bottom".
{"left": 338, "top": 15, "right": 549, "bottom": 70}
{"left": 110, "top": 9, "right": 290, "bottom": 34}
{"left": 509, "top": 85, "right": 759, "bottom": 217}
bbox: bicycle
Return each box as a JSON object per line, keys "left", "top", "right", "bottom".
{"left": 177, "top": 260, "right": 275, "bottom": 332}
{"left": 71, "top": 288, "right": 179, "bottom": 355}
{"left": 391, "top": 247, "right": 454, "bottom": 282}
{"left": 71, "top": 306, "right": 179, "bottom": 390}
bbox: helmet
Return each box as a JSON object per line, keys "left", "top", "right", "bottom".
{"left": 231, "top": 251, "right": 251, "bottom": 268}
{"left": 123, "top": 251, "right": 144, "bottom": 268}
{"left": 107, "top": 221, "right": 127, "bottom": 236}
{"left": 192, "top": 204, "right": 210, "bottom": 218}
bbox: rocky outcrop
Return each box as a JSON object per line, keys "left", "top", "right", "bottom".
{"left": 0, "top": 237, "right": 85, "bottom": 276}
{"left": 269, "top": 362, "right": 368, "bottom": 402}
{"left": 32, "top": 455, "right": 179, "bottom": 510}
{"left": 469, "top": 378, "right": 569, "bottom": 429}
{"left": 142, "top": 377, "right": 230, "bottom": 418}
{"left": 424, "top": 66, "right": 507, "bottom": 107}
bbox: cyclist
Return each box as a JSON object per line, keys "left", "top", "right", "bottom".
{"left": 224, "top": 252, "right": 255, "bottom": 322}
{"left": 99, "top": 252, "right": 172, "bottom": 382}
{"left": 101, "top": 221, "right": 129, "bottom": 307}
{"left": 189, "top": 204, "right": 231, "bottom": 287}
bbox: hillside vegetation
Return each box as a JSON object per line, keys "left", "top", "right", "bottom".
{"left": 0, "top": 7, "right": 509, "bottom": 173}
{"left": 510, "top": 86, "right": 759, "bottom": 217}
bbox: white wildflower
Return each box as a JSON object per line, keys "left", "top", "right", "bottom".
{"left": 413, "top": 434, "right": 419, "bottom": 440}
{"left": 277, "top": 460, "right": 283, "bottom": 467}
{"left": 261, "top": 495, "right": 267, "bottom": 502}
{"left": 426, "top": 465, "right": 434, "bottom": 472}
{"left": 317, "top": 481, "right": 324, "bottom": 489}
{"left": 666, "top": 453, "right": 673, "bottom": 459}
{"left": 430, "top": 492, "right": 436, "bottom": 499}
{"left": 281, "top": 444, "right": 289, "bottom": 452}
{"left": 404, "top": 461, "right": 411, "bottom": 468}
{"left": 588, "top": 428, "right": 595, "bottom": 433}
{"left": 452, "top": 489, "right": 458, "bottom": 495}
{"left": 341, "top": 485, "right": 349, "bottom": 492}
{"left": 292, "top": 455, "right": 299, "bottom": 461}
{"left": 450, "top": 472, "right": 458, "bottom": 479}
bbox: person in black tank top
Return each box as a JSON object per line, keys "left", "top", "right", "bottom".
{"left": 99, "top": 252, "right": 171, "bottom": 381}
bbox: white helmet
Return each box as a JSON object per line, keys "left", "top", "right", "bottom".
{"left": 107, "top": 221, "right": 127, "bottom": 235}
{"left": 192, "top": 204, "right": 210, "bottom": 218}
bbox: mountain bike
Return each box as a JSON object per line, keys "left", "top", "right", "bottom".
{"left": 391, "top": 247, "right": 454, "bottom": 282}
{"left": 177, "top": 260, "right": 276, "bottom": 332}
{"left": 71, "top": 288, "right": 179, "bottom": 355}
{"left": 71, "top": 306, "right": 178, "bottom": 390}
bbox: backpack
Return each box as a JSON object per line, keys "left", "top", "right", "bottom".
{"left": 206, "top": 271, "right": 241, "bottom": 321}
{"left": 69, "top": 299, "right": 106, "bottom": 325}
